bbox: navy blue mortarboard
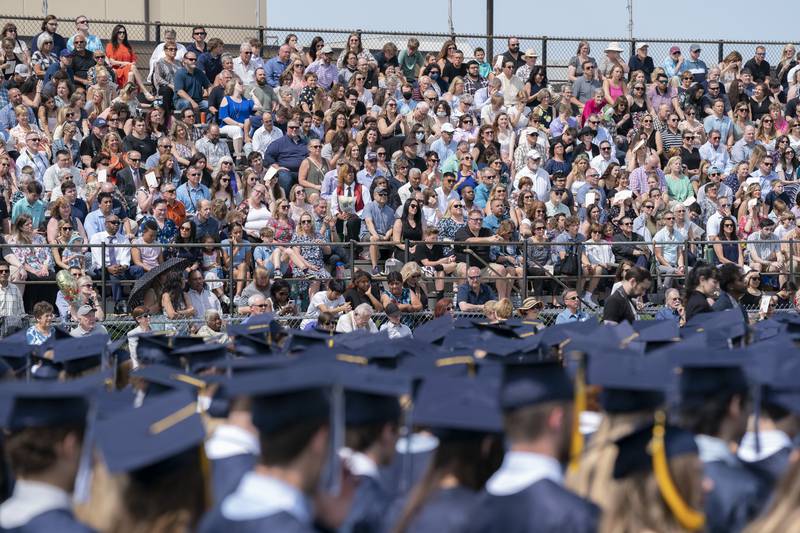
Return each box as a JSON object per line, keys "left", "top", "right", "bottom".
{"left": 39, "top": 334, "right": 109, "bottom": 375}
{"left": 228, "top": 314, "right": 285, "bottom": 355}
{"left": 168, "top": 342, "right": 229, "bottom": 372}
{"left": 683, "top": 309, "right": 747, "bottom": 346}
{"left": 536, "top": 318, "right": 600, "bottom": 348}
{"left": 0, "top": 374, "right": 104, "bottom": 430}
{"left": 286, "top": 328, "right": 336, "bottom": 351}
{"left": 412, "top": 315, "right": 454, "bottom": 344}
{"left": 499, "top": 360, "right": 573, "bottom": 411}
{"left": 219, "top": 363, "right": 335, "bottom": 434}
{"left": 750, "top": 318, "right": 787, "bottom": 342}
{"left": 132, "top": 364, "right": 209, "bottom": 396}
{"left": 96, "top": 390, "right": 205, "bottom": 474}
{"left": 612, "top": 421, "right": 697, "bottom": 479}
{"left": 134, "top": 333, "right": 207, "bottom": 366}
{"left": 413, "top": 376, "right": 503, "bottom": 436}
{"left": 0, "top": 330, "right": 34, "bottom": 374}
{"left": 340, "top": 365, "right": 411, "bottom": 426}
{"left": 673, "top": 349, "right": 752, "bottom": 407}
{"left": 584, "top": 349, "right": 669, "bottom": 413}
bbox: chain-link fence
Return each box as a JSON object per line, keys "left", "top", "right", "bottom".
{"left": 5, "top": 14, "right": 795, "bottom": 84}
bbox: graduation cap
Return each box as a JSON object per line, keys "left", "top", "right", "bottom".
{"left": 340, "top": 365, "right": 412, "bottom": 426}
{"left": 95, "top": 389, "right": 206, "bottom": 475}
{"left": 585, "top": 349, "right": 669, "bottom": 414}
{"left": 0, "top": 373, "right": 104, "bottom": 430}
{"left": 412, "top": 315, "right": 454, "bottom": 344}
{"left": 535, "top": 318, "right": 601, "bottom": 348}
{"left": 498, "top": 360, "right": 573, "bottom": 412}
{"left": 673, "top": 349, "right": 754, "bottom": 407}
{"left": 750, "top": 318, "right": 789, "bottom": 342}
{"left": 0, "top": 330, "right": 34, "bottom": 374}
{"left": 38, "top": 334, "right": 110, "bottom": 376}
{"left": 132, "top": 364, "right": 209, "bottom": 396}
{"left": 682, "top": 309, "right": 748, "bottom": 346}
{"left": 285, "top": 328, "right": 337, "bottom": 351}
{"left": 632, "top": 320, "right": 681, "bottom": 343}
{"left": 613, "top": 413, "right": 705, "bottom": 531}
{"left": 135, "top": 333, "right": 208, "bottom": 366}
{"left": 413, "top": 375, "right": 503, "bottom": 436}
{"left": 228, "top": 315, "right": 286, "bottom": 355}
{"left": 169, "top": 342, "right": 230, "bottom": 372}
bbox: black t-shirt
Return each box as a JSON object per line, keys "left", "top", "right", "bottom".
{"left": 412, "top": 242, "right": 448, "bottom": 265}
{"left": 680, "top": 146, "right": 701, "bottom": 172}
{"left": 602, "top": 287, "right": 636, "bottom": 324}
{"left": 123, "top": 134, "right": 158, "bottom": 161}
{"left": 79, "top": 133, "right": 103, "bottom": 161}
{"left": 442, "top": 60, "right": 467, "bottom": 83}
{"left": 72, "top": 51, "right": 95, "bottom": 82}
{"left": 743, "top": 58, "right": 771, "bottom": 83}
{"left": 344, "top": 285, "right": 380, "bottom": 308}
{"left": 454, "top": 226, "right": 493, "bottom": 265}
{"left": 208, "top": 85, "right": 225, "bottom": 115}
{"left": 685, "top": 290, "right": 712, "bottom": 321}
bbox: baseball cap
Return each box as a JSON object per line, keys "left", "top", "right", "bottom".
{"left": 524, "top": 48, "right": 538, "bottom": 58}
{"left": 320, "top": 45, "right": 333, "bottom": 54}
{"left": 93, "top": 117, "right": 108, "bottom": 128}
{"left": 77, "top": 304, "right": 96, "bottom": 317}
{"left": 690, "top": 44, "right": 701, "bottom": 52}
{"left": 636, "top": 42, "right": 650, "bottom": 50}
{"left": 364, "top": 151, "right": 378, "bottom": 161}
{"left": 59, "top": 49, "right": 74, "bottom": 58}
{"left": 441, "top": 123, "right": 455, "bottom": 133}
{"left": 526, "top": 149, "right": 542, "bottom": 160}
{"left": 669, "top": 46, "right": 680, "bottom": 55}
{"left": 14, "top": 64, "right": 30, "bottom": 77}
{"left": 524, "top": 127, "right": 539, "bottom": 136}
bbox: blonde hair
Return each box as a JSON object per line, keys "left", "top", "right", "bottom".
{"left": 400, "top": 261, "right": 422, "bottom": 283}
{"left": 495, "top": 298, "right": 513, "bottom": 320}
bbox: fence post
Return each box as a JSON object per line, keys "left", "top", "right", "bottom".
{"left": 228, "top": 241, "right": 235, "bottom": 312}
{"left": 155, "top": 21, "right": 161, "bottom": 44}
{"left": 541, "top": 36, "right": 548, "bottom": 70}
{"left": 629, "top": 39, "right": 636, "bottom": 59}
{"left": 576, "top": 242, "right": 583, "bottom": 299}
{"left": 258, "top": 26, "right": 265, "bottom": 47}
{"left": 100, "top": 241, "right": 107, "bottom": 308}
{"left": 403, "top": 239, "right": 410, "bottom": 265}
{"left": 522, "top": 238, "right": 528, "bottom": 300}
{"left": 790, "top": 238, "right": 795, "bottom": 284}
{"left": 718, "top": 40, "right": 724, "bottom": 63}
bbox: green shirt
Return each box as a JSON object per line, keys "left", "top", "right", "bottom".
{"left": 666, "top": 174, "right": 693, "bottom": 203}
{"left": 11, "top": 198, "right": 47, "bottom": 229}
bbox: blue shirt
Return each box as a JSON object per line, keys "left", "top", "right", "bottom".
{"left": 555, "top": 308, "right": 591, "bottom": 324}
{"left": 264, "top": 135, "right": 308, "bottom": 173}
{"left": 173, "top": 67, "right": 211, "bottom": 104}
{"left": 456, "top": 282, "right": 496, "bottom": 307}
{"left": 83, "top": 209, "right": 122, "bottom": 239}
{"left": 0, "top": 103, "right": 36, "bottom": 131}
{"left": 176, "top": 182, "right": 211, "bottom": 215}
{"left": 655, "top": 307, "right": 680, "bottom": 321}
{"left": 264, "top": 56, "right": 289, "bottom": 88}
{"left": 11, "top": 198, "right": 47, "bottom": 228}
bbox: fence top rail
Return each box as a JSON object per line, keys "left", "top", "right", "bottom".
{"left": 3, "top": 14, "right": 794, "bottom": 47}
{"left": 0, "top": 238, "right": 794, "bottom": 248}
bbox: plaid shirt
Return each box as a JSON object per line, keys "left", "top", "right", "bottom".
{"left": 463, "top": 75, "right": 488, "bottom": 95}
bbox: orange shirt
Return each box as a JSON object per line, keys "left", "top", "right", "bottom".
{"left": 166, "top": 200, "right": 186, "bottom": 227}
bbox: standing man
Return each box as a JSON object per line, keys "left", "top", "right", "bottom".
{"left": 629, "top": 42, "right": 654, "bottom": 80}
{"left": 89, "top": 214, "right": 143, "bottom": 312}
{"left": 571, "top": 61, "right": 602, "bottom": 106}
{"left": 653, "top": 208, "right": 686, "bottom": 289}
{"left": 683, "top": 44, "right": 708, "bottom": 85}
{"left": 501, "top": 37, "right": 525, "bottom": 71}
{"left": 66, "top": 15, "right": 103, "bottom": 52}
{"left": 197, "top": 37, "right": 225, "bottom": 83}
{"left": 185, "top": 26, "right": 208, "bottom": 57}
{"left": 603, "top": 267, "right": 652, "bottom": 324}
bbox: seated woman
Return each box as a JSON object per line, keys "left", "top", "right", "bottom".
{"left": 581, "top": 222, "right": 616, "bottom": 305}
{"left": 218, "top": 79, "right": 254, "bottom": 163}
{"left": 221, "top": 222, "right": 252, "bottom": 299}
{"left": 9, "top": 214, "right": 57, "bottom": 312}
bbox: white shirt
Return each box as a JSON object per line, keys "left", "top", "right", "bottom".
{"left": 590, "top": 154, "right": 619, "bottom": 175}
{"left": 513, "top": 165, "right": 550, "bottom": 199}
{"left": 300, "top": 290, "right": 345, "bottom": 329}
{"left": 0, "top": 480, "right": 73, "bottom": 529}
{"left": 89, "top": 231, "right": 132, "bottom": 268}
{"left": 435, "top": 186, "right": 460, "bottom": 214}
{"left": 379, "top": 320, "right": 413, "bottom": 339}
{"left": 233, "top": 57, "right": 257, "bottom": 85}
{"left": 485, "top": 451, "right": 563, "bottom": 496}
{"left": 252, "top": 125, "right": 284, "bottom": 154}
{"left": 15, "top": 149, "right": 49, "bottom": 185}
{"left": 187, "top": 287, "right": 222, "bottom": 319}
{"left": 42, "top": 165, "right": 83, "bottom": 195}
{"left": 148, "top": 42, "right": 186, "bottom": 82}
{"left": 335, "top": 311, "right": 378, "bottom": 333}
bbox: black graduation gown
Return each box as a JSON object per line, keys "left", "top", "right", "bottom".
{"left": 463, "top": 479, "right": 599, "bottom": 533}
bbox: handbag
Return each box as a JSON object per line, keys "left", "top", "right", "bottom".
{"left": 555, "top": 249, "right": 579, "bottom": 276}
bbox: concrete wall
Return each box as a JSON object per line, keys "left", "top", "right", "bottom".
{"left": 11, "top": 0, "right": 268, "bottom": 42}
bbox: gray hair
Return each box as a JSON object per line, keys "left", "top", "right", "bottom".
{"left": 204, "top": 309, "right": 221, "bottom": 322}
{"left": 665, "top": 288, "right": 680, "bottom": 301}
{"left": 354, "top": 303, "right": 373, "bottom": 317}
{"left": 409, "top": 168, "right": 422, "bottom": 179}
{"left": 164, "top": 29, "right": 177, "bottom": 40}
{"left": 248, "top": 294, "right": 266, "bottom": 307}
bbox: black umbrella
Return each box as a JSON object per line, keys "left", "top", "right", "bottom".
{"left": 127, "top": 256, "right": 191, "bottom": 309}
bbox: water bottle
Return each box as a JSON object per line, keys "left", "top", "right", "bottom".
{"left": 335, "top": 262, "right": 345, "bottom": 280}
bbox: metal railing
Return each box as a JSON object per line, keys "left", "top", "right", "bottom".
{"left": 1, "top": 235, "right": 798, "bottom": 317}
{"left": 6, "top": 14, "right": 795, "bottom": 84}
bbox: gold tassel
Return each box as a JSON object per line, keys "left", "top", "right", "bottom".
{"left": 650, "top": 410, "right": 706, "bottom": 531}
{"left": 568, "top": 360, "right": 586, "bottom": 473}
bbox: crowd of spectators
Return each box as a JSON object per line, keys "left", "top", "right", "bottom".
{"left": 2, "top": 16, "right": 800, "bottom": 335}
